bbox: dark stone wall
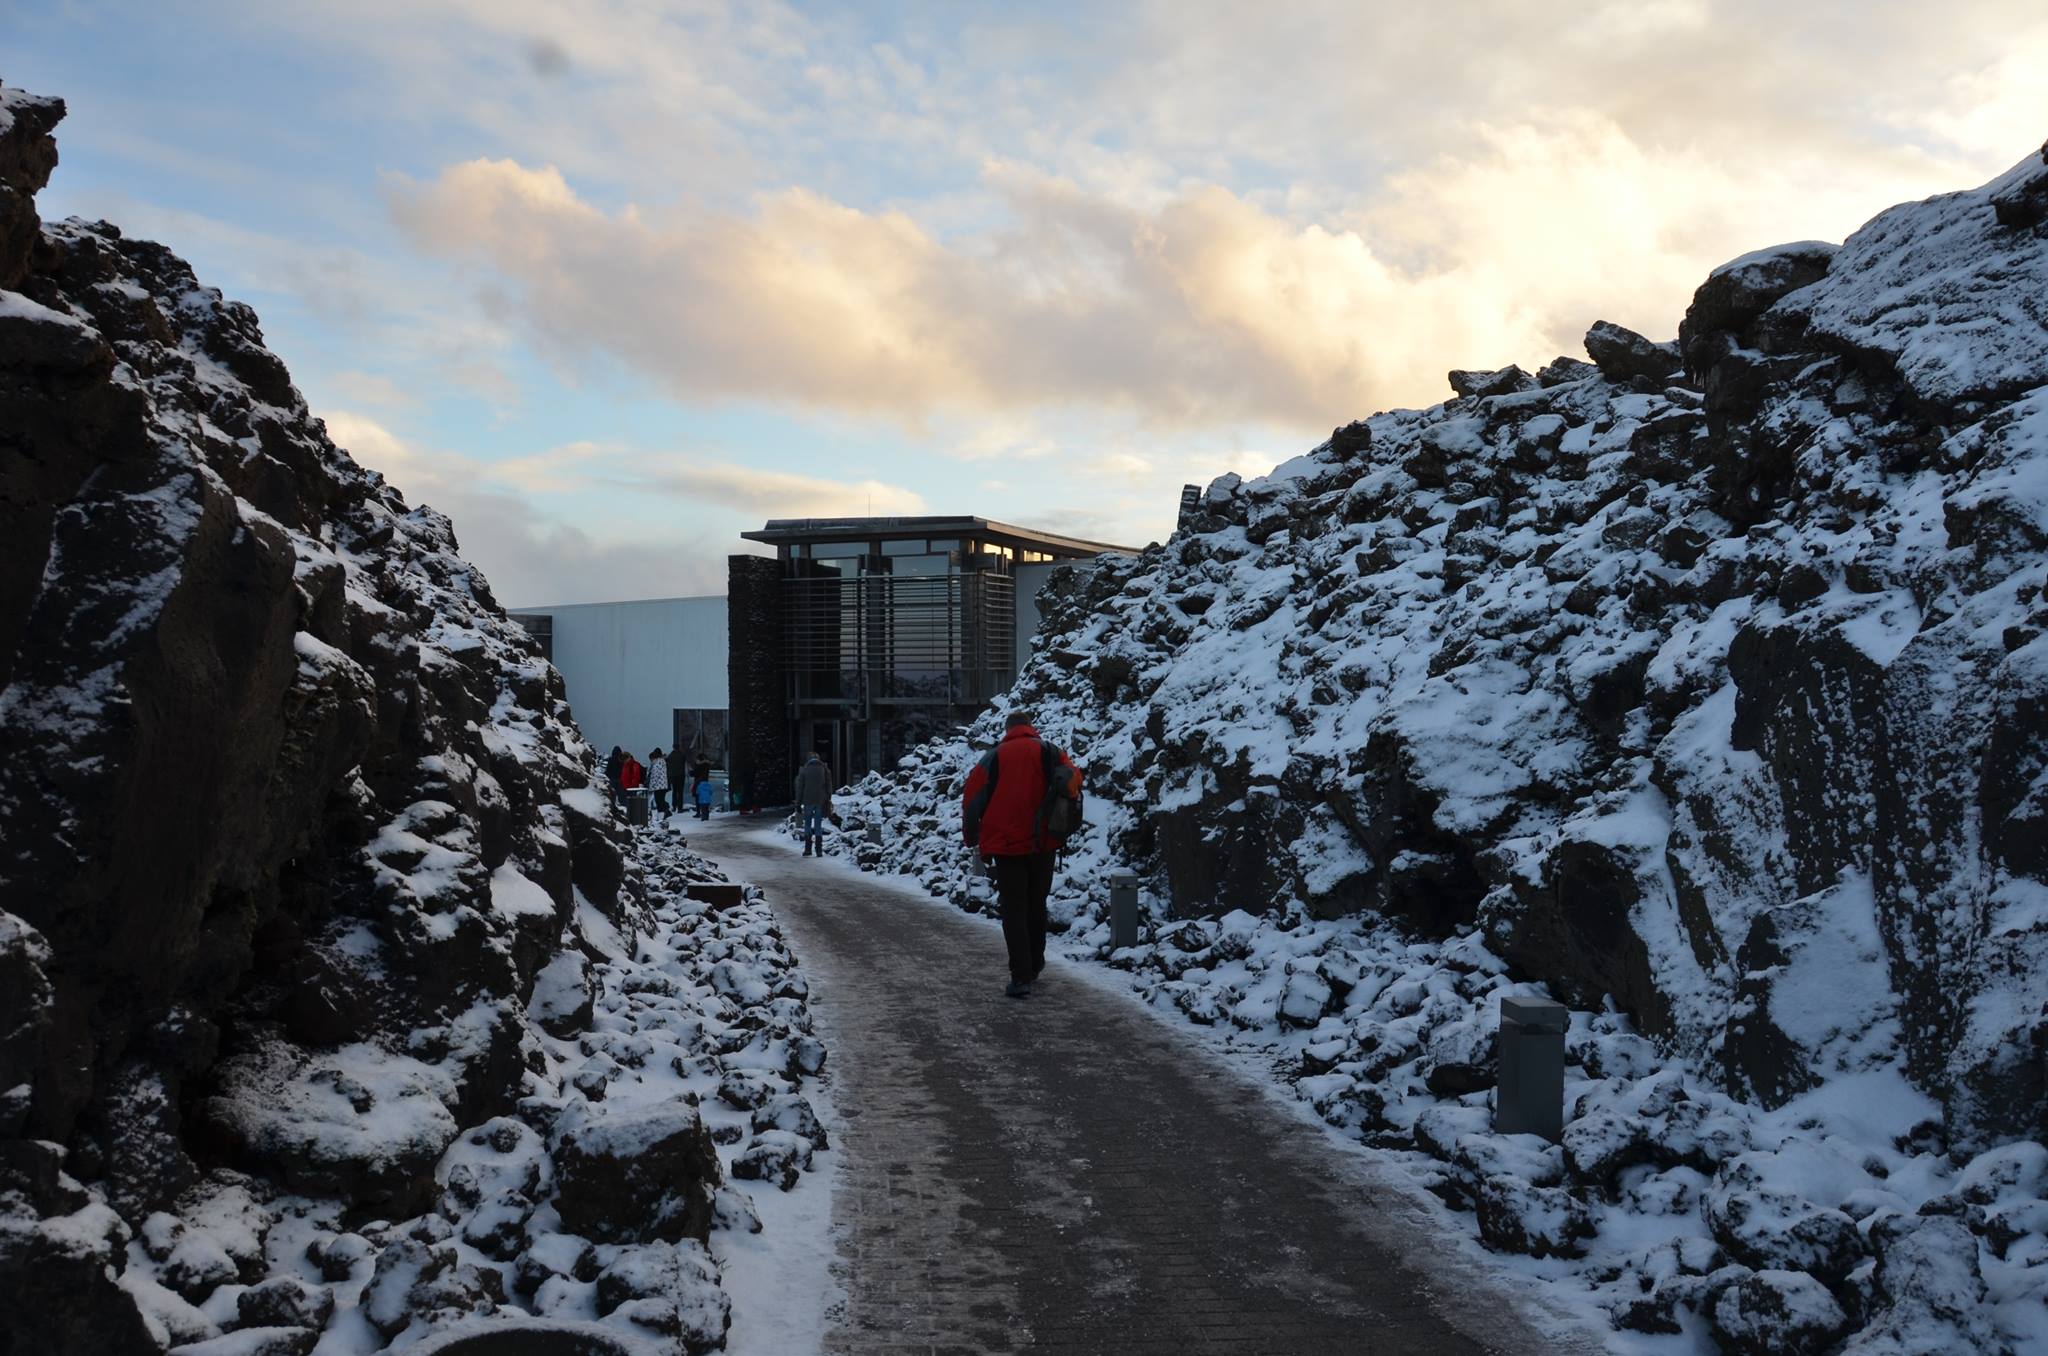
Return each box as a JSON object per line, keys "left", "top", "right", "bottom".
{"left": 727, "top": 554, "right": 787, "bottom": 808}
{"left": 0, "top": 84, "right": 652, "bottom": 1347}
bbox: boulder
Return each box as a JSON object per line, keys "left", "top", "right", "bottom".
{"left": 1678, "top": 240, "right": 1837, "bottom": 371}
{"left": 359, "top": 1239, "right": 500, "bottom": 1338}
{"left": 0, "top": 83, "right": 64, "bottom": 290}
{"left": 1447, "top": 364, "right": 1537, "bottom": 399}
{"left": 0, "top": 1200, "right": 157, "bottom": 1354}
{"left": 1583, "top": 320, "right": 1682, "bottom": 382}
{"left": 593, "top": 1239, "right": 729, "bottom": 1353}
{"left": 1846, "top": 1213, "right": 2003, "bottom": 1354}
{"left": 1472, "top": 1176, "right": 1595, "bottom": 1257}
{"left": 1704, "top": 1166, "right": 1862, "bottom": 1283}
{"left": 729, "top": 1130, "right": 815, "bottom": 1191}
{"left": 1705, "top": 1268, "right": 1848, "bottom": 1356}
{"left": 550, "top": 1104, "right": 721, "bottom": 1244}
{"left": 235, "top": 1276, "right": 334, "bottom": 1331}
{"left": 1988, "top": 140, "right": 2048, "bottom": 229}
{"left": 527, "top": 951, "right": 595, "bottom": 1040}
{"left": 1536, "top": 355, "right": 1598, "bottom": 387}
{"left": 749, "top": 1092, "right": 828, "bottom": 1150}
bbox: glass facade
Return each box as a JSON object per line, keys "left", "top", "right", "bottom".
{"left": 736, "top": 518, "right": 1124, "bottom": 786}
{"left": 775, "top": 532, "right": 1027, "bottom": 778}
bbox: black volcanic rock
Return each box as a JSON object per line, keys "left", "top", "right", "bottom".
{"left": 0, "top": 83, "right": 656, "bottom": 1348}
{"left": 832, "top": 142, "right": 2048, "bottom": 1166}
{"left": 1447, "top": 363, "right": 1537, "bottom": 399}
{"left": 1583, "top": 320, "right": 1681, "bottom": 383}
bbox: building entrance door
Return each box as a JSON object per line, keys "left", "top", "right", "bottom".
{"left": 803, "top": 718, "right": 843, "bottom": 785}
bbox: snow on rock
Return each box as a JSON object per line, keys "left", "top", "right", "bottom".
{"left": 550, "top": 1101, "right": 723, "bottom": 1245}
{"left": 1705, "top": 1269, "right": 1848, "bottom": 1356}
{"left": 1790, "top": 148, "right": 2048, "bottom": 406}
{"left": 6, "top": 820, "right": 828, "bottom": 1353}
{"left": 0, "top": 85, "right": 827, "bottom": 1353}
{"left": 825, "top": 141, "right": 2048, "bottom": 1352}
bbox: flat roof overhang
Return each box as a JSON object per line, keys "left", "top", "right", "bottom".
{"left": 740, "top": 515, "right": 1136, "bottom": 559}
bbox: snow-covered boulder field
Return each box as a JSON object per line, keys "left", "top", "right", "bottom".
{"left": 0, "top": 86, "right": 827, "bottom": 1352}
{"left": 828, "top": 142, "right": 2048, "bottom": 1351}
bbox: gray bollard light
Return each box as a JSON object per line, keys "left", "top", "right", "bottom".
{"left": 1110, "top": 871, "right": 1140, "bottom": 951}
{"left": 1495, "top": 995, "right": 1568, "bottom": 1141}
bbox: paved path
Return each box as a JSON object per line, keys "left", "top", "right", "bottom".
{"left": 692, "top": 817, "right": 1581, "bottom": 1356}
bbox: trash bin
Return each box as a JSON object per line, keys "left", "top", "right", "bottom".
{"left": 1110, "top": 871, "right": 1140, "bottom": 950}
{"left": 1495, "top": 995, "right": 1567, "bottom": 1141}
{"left": 625, "top": 788, "right": 650, "bottom": 827}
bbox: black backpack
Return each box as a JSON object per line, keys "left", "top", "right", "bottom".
{"left": 1036, "top": 742, "right": 1083, "bottom": 843}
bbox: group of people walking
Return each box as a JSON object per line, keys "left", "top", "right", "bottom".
{"left": 605, "top": 746, "right": 715, "bottom": 821}
{"left": 602, "top": 720, "right": 1082, "bottom": 1002}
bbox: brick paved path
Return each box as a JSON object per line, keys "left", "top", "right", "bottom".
{"left": 694, "top": 818, "right": 1582, "bottom": 1356}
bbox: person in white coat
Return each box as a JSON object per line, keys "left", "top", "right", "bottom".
{"left": 647, "top": 747, "right": 671, "bottom": 815}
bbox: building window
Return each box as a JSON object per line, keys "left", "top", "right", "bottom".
{"left": 673, "top": 708, "right": 729, "bottom": 773}
{"left": 511, "top": 613, "right": 553, "bottom": 661}
{"left": 807, "top": 544, "right": 865, "bottom": 577}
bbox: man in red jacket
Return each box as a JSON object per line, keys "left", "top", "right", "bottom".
{"left": 961, "top": 713, "right": 1081, "bottom": 999}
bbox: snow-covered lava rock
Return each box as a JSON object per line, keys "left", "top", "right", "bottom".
{"left": 0, "top": 84, "right": 827, "bottom": 1353}
{"left": 827, "top": 141, "right": 2048, "bottom": 1352}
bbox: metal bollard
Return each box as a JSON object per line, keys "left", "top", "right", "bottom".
{"left": 1110, "top": 871, "right": 1140, "bottom": 951}
{"left": 1495, "top": 995, "right": 1568, "bottom": 1141}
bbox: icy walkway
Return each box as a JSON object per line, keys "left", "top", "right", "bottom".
{"left": 691, "top": 817, "right": 1584, "bottom": 1356}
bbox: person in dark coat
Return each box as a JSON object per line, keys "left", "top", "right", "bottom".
{"left": 795, "top": 752, "right": 832, "bottom": 855}
{"left": 667, "top": 749, "right": 692, "bottom": 811}
{"left": 604, "top": 746, "right": 625, "bottom": 815}
{"left": 960, "top": 713, "right": 1080, "bottom": 998}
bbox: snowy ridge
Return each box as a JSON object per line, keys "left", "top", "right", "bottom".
{"left": 0, "top": 83, "right": 826, "bottom": 1354}
{"left": 826, "top": 145, "right": 2048, "bottom": 1353}
{"left": 104, "top": 827, "right": 832, "bottom": 1354}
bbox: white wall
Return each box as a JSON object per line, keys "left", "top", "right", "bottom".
{"left": 524, "top": 596, "right": 727, "bottom": 760}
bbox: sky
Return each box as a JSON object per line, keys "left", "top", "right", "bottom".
{"left": 6, "top": 2, "right": 2045, "bottom": 606}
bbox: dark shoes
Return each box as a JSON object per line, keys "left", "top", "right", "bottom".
{"left": 1005, "top": 980, "right": 1031, "bottom": 999}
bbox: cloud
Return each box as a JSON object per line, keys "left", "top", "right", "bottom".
{"left": 389, "top": 106, "right": 2024, "bottom": 430}
{"left": 637, "top": 461, "right": 925, "bottom": 518}
{"left": 319, "top": 410, "right": 934, "bottom": 604}
{"left": 323, "top": 370, "right": 420, "bottom": 410}
{"left": 52, "top": 0, "right": 2048, "bottom": 566}
{"left": 324, "top": 411, "right": 727, "bottom": 605}
{"left": 181, "top": 0, "right": 2041, "bottom": 442}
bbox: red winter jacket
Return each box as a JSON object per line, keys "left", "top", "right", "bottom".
{"left": 620, "top": 757, "right": 644, "bottom": 790}
{"left": 960, "top": 724, "right": 1080, "bottom": 857}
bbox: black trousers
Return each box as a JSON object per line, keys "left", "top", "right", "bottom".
{"left": 652, "top": 789, "right": 669, "bottom": 814}
{"left": 993, "top": 852, "right": 1055, "bottom": 984}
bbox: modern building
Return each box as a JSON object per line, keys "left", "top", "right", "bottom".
{"left": 511, "top": 514, "right": 1135, "bottom": 809}
{"left": 727, "top": 515, "right": 1134, "bottom": 807}
{"left": 509, "top": 595, "right": 728, "bottom": 773}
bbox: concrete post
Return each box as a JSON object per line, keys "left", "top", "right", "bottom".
{"left": 1495, "top": 995, "right": 1567, "bottom": 1141}
{"left": 1110, "top": 871, "right": 1140, "bottom": 951}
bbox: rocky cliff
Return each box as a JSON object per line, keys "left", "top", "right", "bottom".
{"left": 832, "top": 141, "right": 2048, "bottom": 1349}
{"left": 0, "top": 84, "right": 824, "bottom": 1355}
